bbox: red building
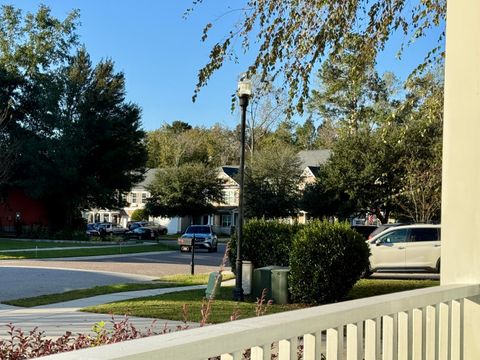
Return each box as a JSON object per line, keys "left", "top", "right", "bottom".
{"left": 0, "top": 188, "right": 48, "bottom": 232}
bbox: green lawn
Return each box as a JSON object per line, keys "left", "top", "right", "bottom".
{"left": 0, "top": 243, "right": 175, "bottom": 260}
{"left": 3, "top": 273, "right": 235, "bottom": 307}
{"left": 82, "top": 279, "right": 440, "bottom": 324}
{"left": 83, "top": 286, "right": 305, "bottom": 324}
{"left": 0, "top": 239, "right": 105, "bottom": 250}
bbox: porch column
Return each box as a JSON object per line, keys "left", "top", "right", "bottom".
{"left": 442, "top": 2, "right": 480, "bottom": 357}
{"left": 441, "top": 0, "right": 480, "bottom": 285}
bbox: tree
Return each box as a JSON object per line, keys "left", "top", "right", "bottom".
{"left": 244, "top": 77, "right": 288, "bottom": 156}
{"left": 305, "top": 70, "right": 443, "bottom": 224}
{"left": 0, "top": 6, "right": 147, "bottom": 229}
{"left": 320, "top": 125, "right": 405, "bottom": 224}
{"left": 0, "top": 69, "right": 20, "bottom": 187}
{"left": 205, "top": 124, "right": 239, "bottom": 166}
{"left": 11, "top": 49, "right": 147, "bottom": 228}
{"left": 294, "top": 118, "right": 317, "bottom": 150}
{"left": 308, "top": 36, "right": 398, "bottom": 132}
{"left": 165, "top": 120, "right": 192, "bottom": 134}
{"left": 301, "top": 175, "right": 356, "bottom": 221}
{"left": 130, "top": 209, "right": 148, "bottom": 222}
{"left": 0, "top": 5, "right": 79, "bottom": 189}
{"left": 146, "top": 163, "right": 225, "bottom": 219}
{"left": 314, "top": 118, "right": 337, "bottom": 149}
{"left": 244, "top": 144, "right": 303, "bottom": 218}
{"left": 193, "top": 0, "right": 445, "bottom": 114}
{"left": 393, "top": 71, "right": 443, "bottom": 222}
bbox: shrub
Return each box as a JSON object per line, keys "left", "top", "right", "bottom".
{"left": 0, "top": 317, "right": 165, "bottom": 359}
{"left": 289, "top": 220, "right": 370, "bottom": 304}
{"left": 228, "top": 219, "right": 301, "bottom": 270}
{"left": 131, "top": 208, "right": 148, "bottom": 222}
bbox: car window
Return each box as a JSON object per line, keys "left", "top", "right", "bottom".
{"left": 409, "top": 228, "right": 439, "bottom": 242}
{"left": 186, "top": 226, "right": 210, "bottom": 234}
{"left": 377, "top": 229, "right": 408, "bottom": 244}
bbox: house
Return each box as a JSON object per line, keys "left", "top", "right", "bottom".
{"left": 297, "top": 149, "right": 331, "bottom": 189}
{"left": 0, "top": 188, "right": 49, "bottom": 233}
{"left": 209, "top": 166, "right": 240, "bottom": 234}
{"left": 84, "top": 150, "right": 332, "bottom": 234}
{"left": 84, "top": 169, "right": 190, "bottom": 234}
{"left": 296, "top": 149, "right": 331, "bottom": 223}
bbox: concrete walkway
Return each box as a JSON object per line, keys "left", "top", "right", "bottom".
{"left": 0, "top": 284, "right": 210, "bottom": 338}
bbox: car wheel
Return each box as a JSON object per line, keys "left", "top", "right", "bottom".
{"left": 161, "top": 228, "right": 167, "bottom": 235}
{"left": 436, "top": 259, "right": 441, "bottom": 273}
{"left": 361, "top": 264, "right": 372, "bottom": 278}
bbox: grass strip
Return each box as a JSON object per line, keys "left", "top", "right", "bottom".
{"left": 347, "top": 278, "right": 439, "bottom": 300}
{"left": 83, "top": 286, "right": 305, "bottom": 324}
{"left": 82, "top": 279, "right": 439, "bottom": 324}
{"left": 0, "top": 243, "right": 175, "bottom": 260}
{"left": 0, "top": 239, "right": 108, "bottom": 250}
{"left": 3, "top": 273, "right": 234, "bottom": 307}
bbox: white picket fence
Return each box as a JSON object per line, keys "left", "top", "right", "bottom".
{"left": 42, "top": 284, "right": 480, "bottom": 359}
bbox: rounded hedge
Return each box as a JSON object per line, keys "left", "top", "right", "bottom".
{"left": 228, "top": 219, "right": 301, "bottom": 270}
{"left": 289, "top": 220, "right": 370, "bottom": 304}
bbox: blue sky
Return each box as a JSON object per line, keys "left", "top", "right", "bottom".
{"left": 7, "top": 1, "right": 444, "bottom": 131}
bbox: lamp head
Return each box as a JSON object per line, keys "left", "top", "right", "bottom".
{"left": 237, "top": 73, "right": 253, "bottom": 98}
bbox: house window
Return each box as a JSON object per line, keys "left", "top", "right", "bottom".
{"left": 131, "top": 193, "right": 137, "bottom": 204}
{"left": 141, "top": 193, "right": 147, "bottom": 204}
{"left": 221, "top": 214, "right": 232, "bottom": 227}
{"left": 223, "top": 190, "right": 237, "bottom": 205}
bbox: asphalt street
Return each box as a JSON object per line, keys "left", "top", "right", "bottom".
{"left": 0, "top": 267, "right": 155, "bottom": 302}
{"left": 0, "top": 243, "right": 228, "bottom": 301}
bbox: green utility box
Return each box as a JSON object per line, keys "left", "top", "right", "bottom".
{"left": 271, "top": 268, "right": 290, "bottom": 304}
{"left": 205, "top": 272, "right": 222, "bottom": 300}
{"left": 252, "top": 266, "right": 283, "bottom": 301}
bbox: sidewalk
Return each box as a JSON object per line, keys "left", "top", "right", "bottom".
{"left": 0, "top": 281, "right": 235, "bottom": 338}
{"left": 0, "top": 285, "right": 208, "bottom": 338}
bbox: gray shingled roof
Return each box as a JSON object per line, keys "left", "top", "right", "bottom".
{"left": 221, "top": 166, "right": 239, "bottom": 179}
{"left": 297, "top": 149, "right": 331, "bottom": 169}
{"left": 133, "top": 168, "right": 159, "bottom": 189}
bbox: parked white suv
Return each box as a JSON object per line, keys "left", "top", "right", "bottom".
{"left": 367, "top": 224, "right": 441, "bottom": 274}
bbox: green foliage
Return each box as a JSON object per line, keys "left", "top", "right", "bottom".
{"left": 322, "top": 125, "right": 405, "bottom": 223}
{"left": 289, "top": 221, "right": 370, "bottom": 304}
{"left": 130, "top": 209, "right": 147, "bottom": 222}
{"left": 294, "top": 118, "right": 317, "bottom": 150}
{"left": 193, "top": 0, "right": 445, "bottom": 114}
{"left": 228, "top": 219, "right": 301, "bottom": 270}
{"left": 0, "top": 4, "right": 79, "bottom": 75}
{"left": 146, "top": 123, "right": 238, "bottom": 168}
{"left": 146, "top": 162, "right": 225, "bottom": 218}
{"left": 0, "top": 6, "right": 147, "bottom": 230}
{"left": 244, "top": 144, "right": 303, "bottom": 219}
{"left": 301, "top": 175, "right": 356, "bottom": 221}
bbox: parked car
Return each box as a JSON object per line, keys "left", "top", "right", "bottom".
{"left": 86, "top": 223, "right": 100, "bottom": 237}
{"left": 95, "top": 222, "right": 127, "bottom": 235}
{"left": 366, "top": 224, "right": 441, "bottom": 276}
{"left": 351, "top": 225, "right": 378, "bottom": 240}
{"left": 367, "top": 223, "right": 406, "bottom": 240}
{"left": 178, "top": 225, "right": 218, "bottom": 253}
{"left": 127, "top": 221, "right": 167, "bottom": 235}
{"left": 125, "top": 226, "right": 155, "bottom": 240}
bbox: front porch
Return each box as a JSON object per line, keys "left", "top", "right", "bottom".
{"left": 42, "top": 0, "right": 480, "bottom": 358}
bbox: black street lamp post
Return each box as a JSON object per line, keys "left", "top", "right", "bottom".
{"left": 233, "top": 73, "right": 252, "bottom": 302}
